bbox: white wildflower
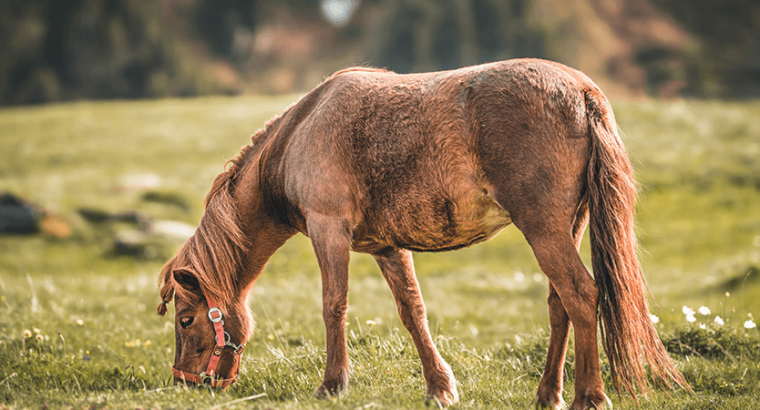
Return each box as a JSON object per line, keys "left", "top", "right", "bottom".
{"left": 698, "top": 306, "right": 711, "bottom": 316}
{"left": 699, "top": 323, "right": 706, "bottom": 329}
{"left": 713, "top": 316, "right": 724, "bottom": 326}
{"left": 745, "top": 319, "right": 757, "bottom": 329}
{"left": 686, "top": 313, "right": 696, "bottom": 323}
{"left": 682, "top": 306, "right": 694, "bottom": 316}
{"left": 649, "top": 314, "right": 660, "bottom": 324}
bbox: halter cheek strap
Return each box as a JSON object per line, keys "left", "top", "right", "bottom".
{"left": 172, "top": 292, "right": 246, "bottom": 389}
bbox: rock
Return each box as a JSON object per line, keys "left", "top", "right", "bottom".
{"left": 151, "top": 220, "right": 196, "bottom": 242}
{"left": 78, "top": 208, "right": 150, "bottom": 228}
{"left": 40, "top": 215, "right": 71, "bottom": 239}
{"left": 113, "top": 229, "right": 155, "bottom": 258}
{"left": 140, "top": 190, "right": 190, "bottom": 211}
{"left": 0, "top": 192, "right": 39, "bottom": 234}
{"left": 119, "top": 173, "right": 162, "bottom": 192}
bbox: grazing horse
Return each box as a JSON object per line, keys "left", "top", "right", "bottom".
{"left": 157, "top": 58, "right": 688, "bottom": 409}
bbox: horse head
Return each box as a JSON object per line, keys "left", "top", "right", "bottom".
{"left": 158, "top": 267, "right": 252, "bottom": 389}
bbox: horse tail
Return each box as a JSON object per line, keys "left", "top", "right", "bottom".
{"left": 584, "top": 89, "right": 688, "bottom": 399}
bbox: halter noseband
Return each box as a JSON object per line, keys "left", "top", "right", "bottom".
{"left": 172, "top": 292, "right": 246, "bottom": 389}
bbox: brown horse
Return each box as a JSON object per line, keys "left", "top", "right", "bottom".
{"left": 157, "top": 58, "right": 688, "bottom": 409}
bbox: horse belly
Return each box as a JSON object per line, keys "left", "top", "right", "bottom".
{"left": 407, "top": 194, "right": 512, "bottom": 252}
{"left": 351, "top": 191, "right": 512, "bottom": 253}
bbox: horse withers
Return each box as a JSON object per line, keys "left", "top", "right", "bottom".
{"left": 156, "top": 58, "right": 688, "bottom": 409}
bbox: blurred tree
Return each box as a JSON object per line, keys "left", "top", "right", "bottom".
{"left": 193, "top": 0, "right": 259, "bottom": 59}
{"left": 0, "top": 0, "right": 236, "bottom": 105}
{"left": 361, "top": 0, "right": 706, "bottom": 98}
{"left": 1, "top": 0, "right": 166, "bottom": 104}
{"left": 651, "top": 0, "right": 760, "bottom": 98}
{"left": 365, "top": 0, "right": 544, "bottom": 74}
{"left": 0, "top": 0, "right": 758, "bottom": 105}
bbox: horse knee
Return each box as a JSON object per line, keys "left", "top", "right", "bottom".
{"left": 323, "top": 301, "right": 347, "bottom": 323}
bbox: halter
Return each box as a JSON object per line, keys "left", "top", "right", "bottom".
{"left": 172, "top": 292, "right": 246, "bottom": 389}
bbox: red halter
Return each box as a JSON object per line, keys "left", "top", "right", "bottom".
{"left": 172, "top": 292, "right": 246, "bottom": 389}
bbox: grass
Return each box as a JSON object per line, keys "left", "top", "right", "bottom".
{"left": 0, "top": 96, "right": 759, "bottom": 408}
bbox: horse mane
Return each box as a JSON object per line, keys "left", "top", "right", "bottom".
{"left": 157, "top": 115, "right": 282, "bottom": 315}
{"left": 327, "top": 66, "right": 389, "bottom": 79}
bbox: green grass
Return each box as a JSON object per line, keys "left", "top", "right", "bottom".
{"left": 1, "top": 96, "right": 759, "bottom": 408}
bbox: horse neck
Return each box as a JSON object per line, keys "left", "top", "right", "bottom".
{"left": 232, "top": 158, "right": 296, "bottom": 293}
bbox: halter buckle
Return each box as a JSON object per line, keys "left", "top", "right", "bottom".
{"left": 208, "top": 307, "right": 223, "bottom": 323}
{"left": 199, "top": 372, "right": 213, "bottom": 384}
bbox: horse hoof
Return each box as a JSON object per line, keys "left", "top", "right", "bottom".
{"left": 425, "top": 390, "right": 458, "bottom": 408}
{"left": 315, "top": 386, "right": 343, "bottom": 400}
{"left": 315, "top": 367, "right": 349, "bottom": 400}
{"left": 568, "top": 391, "right": 611, "bottom": 410}
{"left": 425, "top": 365, "right": 459, "bottom": 407}
{"left": 315, "top": 382, "right": 347, "bottom": 400}
{"left": 532, "top": 394, "right": 568, "bottom": 410}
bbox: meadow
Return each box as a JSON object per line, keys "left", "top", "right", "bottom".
{"left": 0, "top": 95, "right": 759, "bottom": 409}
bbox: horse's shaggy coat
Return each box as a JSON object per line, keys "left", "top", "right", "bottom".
{"left": 158, "top": 59, "right": 688, "bottom": 409}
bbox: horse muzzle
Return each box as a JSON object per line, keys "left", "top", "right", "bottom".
{"left": 173, "top": 366, "right": 239, "bottom": 389}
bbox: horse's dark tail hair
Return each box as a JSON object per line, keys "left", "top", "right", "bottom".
{"left": 584, "top": 90, "right": 689, "bottom": 400}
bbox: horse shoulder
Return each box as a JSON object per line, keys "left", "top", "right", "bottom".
{"left": 274, "top": 74, "right": 379, "bottom": 230}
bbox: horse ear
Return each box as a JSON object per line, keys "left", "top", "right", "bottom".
{"left": 173, "top": 268, "right": 200, "bottom": 292}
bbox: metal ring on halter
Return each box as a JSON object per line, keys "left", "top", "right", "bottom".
{"left": 208, "top": 307, "right": 224, "bottom": 323}
{"left": 214, "top": 331, "right": 230, "bottom": 345}
{"left": 215, "top": 331, "right": 245, "bottom": 354}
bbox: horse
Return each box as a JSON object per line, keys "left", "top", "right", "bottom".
{"left": 156, "top": 58, "right": 688, "bottom": 409}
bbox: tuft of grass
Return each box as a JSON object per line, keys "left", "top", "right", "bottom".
{"left": 663, "top": 326, "right": 760, "bottom": 361}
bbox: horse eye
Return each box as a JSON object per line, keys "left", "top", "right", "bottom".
{"left": 179, "top": 316, "right": 195, "bottom": 329}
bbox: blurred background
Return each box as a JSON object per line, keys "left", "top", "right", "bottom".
{"left": 1, "top": 0, "right": 759, "bottom": 106}
{"left": 1, "top": 2, "right": 760, "bottom": 407}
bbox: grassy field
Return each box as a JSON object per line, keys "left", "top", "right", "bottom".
{"left": 1, "top": 95, "right": 759, "bottom": 409}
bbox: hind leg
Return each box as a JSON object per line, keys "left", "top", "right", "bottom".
{"left": 534, "top": 204, "right": 589, "bottom": 409}
{"left": 308, "top": 214, "right": 352, "bottom": 398}
{"left": 486, "top": 174, "right": 607, "bottom": 408}
{"left": 527, "top": 228, "right": 611, "bottom": 410}
{"left": 534, "top": 283, "right": 571, "bottom": 410}
{"left": 374, "top": 248, "right": 458, "bottom": 406}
